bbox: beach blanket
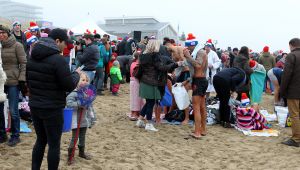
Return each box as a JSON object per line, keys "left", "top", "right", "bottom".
{"left": 234, "top": 126, "right": 279, "bottom": 137}
{"left": 250, "top": 70, "right": 266, "bottom": 103}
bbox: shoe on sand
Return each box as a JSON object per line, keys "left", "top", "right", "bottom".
{"left": 145, "top": 123, "right": 158, "bottom": 132}
{"left": 282, "top": 138, "right": 299, "bottom": 147}
{"left": 136, "top": 119, "right": 145, "bottom": 128}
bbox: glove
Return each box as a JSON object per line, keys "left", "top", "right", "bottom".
{"left": 19, "top": 81, "right": 28, "bottom": 96}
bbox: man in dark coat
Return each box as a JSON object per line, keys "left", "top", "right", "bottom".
{"left": 76, "top": 33, "right": 100, "bottom": 82}
{"left": 280, "top": 38, "right": 300, "bottom": 147}
{"left": 27, "top": 28, "right": 80, "bottom": 170}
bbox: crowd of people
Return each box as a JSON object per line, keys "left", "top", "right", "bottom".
{"left": 0, "top": 20, "right": 300, "bottom": 170}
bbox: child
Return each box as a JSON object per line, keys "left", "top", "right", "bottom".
{"left": 110, "top": 60, "right": 123, "bottom": 95}
{"left": 236, "top": 93, "right": 267, "bottom": 130}
{"left": 67, "top": 73, "right": 92, "bottom": 164}
{"left": 129, "top": 51, "right": 144, "bottom": 120}
{"left": 228, "top": 91, "right": 241, "bottom": 124}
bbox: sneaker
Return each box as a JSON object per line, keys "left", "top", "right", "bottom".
{"left": 282, "top": 138, "right": 300, "bottom": 147}
{"left": 7, "top": 137, "right": 21, "bottom": 147}
{"left": 0, "top": 135, "right": 8, "bottom": 144}
{"left": 136, "top": 119, "right": 145, "bottom": 128}
{"left": 145, "top": 123, "right": 158, "bottom": 132}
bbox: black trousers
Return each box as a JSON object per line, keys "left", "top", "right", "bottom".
{"left": 140, "top": 99, "right": 156, "bottom": 121}
{"left": 31, "top": 107, "right": 63, "bottom": 170}
{"left": 213, "top": 75, "right": 231, "bottom": 123}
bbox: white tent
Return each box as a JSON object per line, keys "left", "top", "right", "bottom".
{"left": 71, "top": 19, "right": 116, "bottom": 40}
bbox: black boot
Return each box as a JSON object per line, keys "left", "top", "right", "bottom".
{"left": 78, "top": 146, "right": 92, "bottom": 160}
{"left": 67, "top": 148, "right": 74, "bottom": 165}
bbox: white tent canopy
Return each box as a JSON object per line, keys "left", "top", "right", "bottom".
{"left": 71, "top": 19, "right": 116, "bottom": 40}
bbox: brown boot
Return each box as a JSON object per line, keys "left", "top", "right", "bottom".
{"left": 67, "top": 148, "right": 74, "bottom": 165}
{"left": 78, "top": 146, "right": 92, "bottom": 160}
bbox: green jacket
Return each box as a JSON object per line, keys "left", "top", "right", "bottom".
{"left": 110, "top": 66, "right": 122, "bottom": 85}
{"left": 258, "top": 52, "right": 275, "bottom": 72}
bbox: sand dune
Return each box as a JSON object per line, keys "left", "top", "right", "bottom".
{"left": 0, "top": 84, "right": 299, "bottom": 170}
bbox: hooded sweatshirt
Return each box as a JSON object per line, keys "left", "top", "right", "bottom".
{"left": 26, "top": 38, "right": 80, "bottom": 111}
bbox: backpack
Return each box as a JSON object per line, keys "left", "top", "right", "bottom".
{"left": 165, "top": 109, "right": 185, "bottom": 122}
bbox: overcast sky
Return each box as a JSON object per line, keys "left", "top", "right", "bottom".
{"left": 15, "top": 0, "right": 300, "bottom": 52}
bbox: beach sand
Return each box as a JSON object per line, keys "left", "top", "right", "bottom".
{"left": 0, "top": 84, "right": 299, "bottom": 170}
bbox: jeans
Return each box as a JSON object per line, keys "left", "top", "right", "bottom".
{"left": 0, "top": 102, "right": 5, "bottom": 137}
{"left": 31, "top": 107, "right": 63, "bottom": 170}
{"left": 0, "top": 86, "right": 20, "bottom": 138}
{"left": 84, "top": 71, "right": 96, "bottom": 84}
{"left": 140, "top": 99, "right": 156, "bottom": 120}
{"left": 94, "top": 67, "right": 104, "bottom": 91}
{"left": 264, "top": 74, "right": 274, "bottom": 92}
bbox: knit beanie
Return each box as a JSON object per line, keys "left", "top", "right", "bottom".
{"left": 241, "top": 93, "right": 250, "bottom": 106}
{"left": 263, "top": 46, "right": 269, "bottom": 53}
{"left": 12, "top": 21, "right": 21, "bottom": 27}
{"left": 30, "top": 22, "right": 39, "bottom": 32}
{"left": 0, "top": 25, "right": 10, "bottom": 36}
{"left": 185, "top": 33, "right": 198, "bottom": 47}
{"left": 113, "top": 60, "right": 119, "bottom": 66}
{"left": 25, "top": 32, "right": 38, "bottom": 46}
{"left": 249, "top": 60, "right": 257, "bottom": 69}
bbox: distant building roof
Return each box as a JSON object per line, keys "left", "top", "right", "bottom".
{"left": 99, "top": 22, "right": 169, "bottom": 34}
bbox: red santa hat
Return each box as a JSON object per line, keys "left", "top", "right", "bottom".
{"left": 241, "top": 93, "right": 250, "bottom": 106}
{"left": 25, "top": 32, "right": 38, "bottom": 46}
{"left": 185, "top": 33, "right": 198, "bottom": 47}
{"left": 29, "top": 21, "right": 39, "bottom": 32}
{"left": 249, "top": 60, "right": 257, "bottom": 69}
{"left": 117, "top": 37, "right": 122, "bottom": 42}
{"left": 263, "top": 46, "right": 269, "bottom": 52}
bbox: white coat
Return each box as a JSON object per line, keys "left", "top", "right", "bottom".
{"left": 206, "top": 50, "right": 221, "bottom": 92}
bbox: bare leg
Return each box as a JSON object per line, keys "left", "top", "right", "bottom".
{"left": 272, "top": 80, "right": 280, "bottom": 104}
{"left": 191, "top": 96, "right": 201, "bottom": 138}
{"left": 155, "top": 105, "right": 161, "bottom": 124}
{"left": 200, "top": 96, "right": 207, "bottom": 136}
{"left": 181, "top": 108, "right": 190, "bottom": 125}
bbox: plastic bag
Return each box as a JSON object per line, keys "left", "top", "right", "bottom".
{"left": 275, "top": 106, "right": 289, "bottom": 128}
{"left": 160, "top": 86, "right": 172, "bottom": 107}
{"left": 171, "top": 83, "right": 190, "bottom": 110}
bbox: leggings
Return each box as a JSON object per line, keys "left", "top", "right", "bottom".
{"left": 69, "top": 127, "right": 87, "bottom": 148}
{"left": 31, "top": 108, "right": 63, "bottom": 170}
{"left": 140, "top": 99, "right": 156, "bottom": 121}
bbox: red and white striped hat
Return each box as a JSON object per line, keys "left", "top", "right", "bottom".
{"left": 26, "top": 32, "right": 38, "bottom": 46}
{"left": 241, "top": 93, "right": 250, "bottom": 106}
{"left": 30, "top": 21, "right": 39, "bottom": 32}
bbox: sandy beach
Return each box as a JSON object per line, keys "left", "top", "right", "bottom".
{"left": 0, "top": 83, "right": 299, "bottom": 170}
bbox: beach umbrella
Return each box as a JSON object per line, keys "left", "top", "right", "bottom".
{"left": 68, "top": 84, "right": 96, "bottom": 165}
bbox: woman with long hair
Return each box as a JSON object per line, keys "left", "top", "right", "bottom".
{"left": 136, "top": 40, "right": 180, "bottom": 131}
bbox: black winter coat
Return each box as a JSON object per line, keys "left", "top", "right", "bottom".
{"left": 77, "top": 43, "right": 100, "bottom": 71}
{"left": 214, "top": 67, "right": 246, "bottom": 92}
{"left": 27, "top": 38, "right": 80, "bottom": 111}
{"left": 139, "top": 52, "right": 177, "bottom": 87}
